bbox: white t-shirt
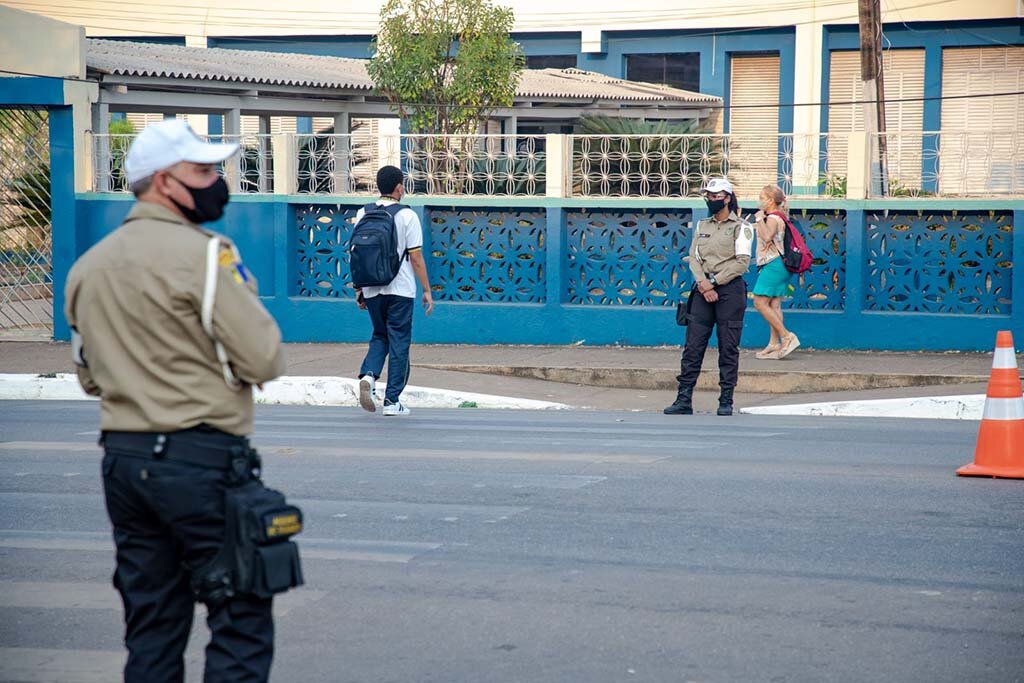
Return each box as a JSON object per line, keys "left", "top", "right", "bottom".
{"left": 355, "top": 199, "right": 423, "bottom": 299}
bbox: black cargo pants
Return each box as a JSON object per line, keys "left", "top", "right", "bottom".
{"left": 677, "top": 277, "right": 747, "bottom": 391}
{"left": 101, "top": 427, "right": 274, "bottom": 683}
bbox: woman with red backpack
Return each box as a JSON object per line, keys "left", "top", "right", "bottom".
{"left": 752, "top": 184, "right": 800, "bottom": 360}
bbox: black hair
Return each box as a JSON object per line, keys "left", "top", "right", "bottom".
{"left": 376, "top": 165, "right": 404, "bottom": 195}
{"left": 726, "top": 192, "right": 739, "bottom": 215}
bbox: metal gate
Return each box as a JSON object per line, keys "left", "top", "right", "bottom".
{"left": 0, "top": 107, "right": 52, "bottom": 339}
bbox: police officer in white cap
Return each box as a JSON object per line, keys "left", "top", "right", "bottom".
{"left": 65, "top": 119, "right": 286, "bottom": 682}
{"left": 665, "top": 177, "right": 752, "bottom": 416}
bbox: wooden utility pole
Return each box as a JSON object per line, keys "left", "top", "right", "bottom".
{"left": 858, "top": 0, "right": 888, "bottom": 196}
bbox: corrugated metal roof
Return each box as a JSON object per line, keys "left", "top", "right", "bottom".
{"left": 517, "top": 68, "right": 720, "bottom": 103}
{"left": 87, "top": 39, "right": 376, "bottom": 90}
{"left": 86, "top": 39, "right": 721, "bottom": 104}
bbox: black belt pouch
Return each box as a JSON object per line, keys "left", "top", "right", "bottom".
{"left": 676, "top": 286, "right": 697, "bottom": 326}
{"left": 228, "top": 480, "right": 304, "bottom": 598}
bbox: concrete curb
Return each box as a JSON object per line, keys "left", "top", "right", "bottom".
{"left": 415, "top": 364, "right": 987, "bottom": 394}
{"left": 740, "top": 394, "right": 985, "bottom": 420}
{"left": 0, "top": 374, "right": 570, "bottom": 411}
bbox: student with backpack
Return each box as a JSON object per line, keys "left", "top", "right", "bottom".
{"left": 751, "top": 184, "right": 806, "bottom": 360}
{"left": 352, "top": 166, "right": 433, "bottom": 415}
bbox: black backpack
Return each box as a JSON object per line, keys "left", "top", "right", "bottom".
{"left": 349, "top": 202, "right": 407, "bottom": 288}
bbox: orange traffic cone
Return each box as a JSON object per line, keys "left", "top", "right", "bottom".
{"left": 957, "top": 330, "right": 1024, "bottom": 479}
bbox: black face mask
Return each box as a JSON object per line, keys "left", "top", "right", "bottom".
{"left": 168, "top": 175, "right": 229, "bottom": 224}
{"left": 705, "top": 198, "right": 727, "bottom": 214}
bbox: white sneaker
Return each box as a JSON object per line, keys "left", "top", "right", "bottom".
{"left": 382, "top": 400, "right": 410, "bottom": 416}
{"left": 358, "top": 376, "right": 376, "bottom": 413}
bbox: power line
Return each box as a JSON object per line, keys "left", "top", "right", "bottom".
{"left": 3, "top": 67, "right": 1019, "bottom": 111}
{"left": 7, "top": 0, "right": 970, "bottom": 33}
{"left": 0, "top": 68, "right": 99, "bottom": 84}
{"left": 7, "top": 0, "right": 858, "bottom": 21}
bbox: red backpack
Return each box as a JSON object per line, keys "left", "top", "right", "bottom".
{"left": 768, "top": 211, "right": 813, "bottom": 275}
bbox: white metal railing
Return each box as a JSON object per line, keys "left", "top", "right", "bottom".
{"left": 869, "top": 131, "right": 1024, "bottom": 198}
{"left": 92, "top": 133, "right": 273, "bottom": 194}
{"left": 89, "top": 132, "right": 1022, "bottom": 199}
{"left": 92, "top": 132, "right": 546, "bottom": 197}
{"left": 571, "top": 133, "right": 835, "bottom": 198}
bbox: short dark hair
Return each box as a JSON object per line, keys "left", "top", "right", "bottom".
{"left": 376, "top": 165, "right": 404, "bottom": 195}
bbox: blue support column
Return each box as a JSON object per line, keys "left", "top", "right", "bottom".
{"left": 272, "top": 202, "right": 292, "bottom": 301}
{"left": 844, "top": 208, "right": 866, "bottom": 338}
{"left": 412, "top": 204, "right": 431, "bottom": 297}
{"left": 1012, "top": 210, "right": 1024, "bottom": 340}
{"left": 208, "top": 114, "right": 223, "bottom": 137}
{"left": 544, "top": 206, "right": 565, "bottom": 306}
{"left": 921, "top": 44, "right": 943, "bottom": 195}
{"left": 49, "top": 106, "right": 77, "bottom": 341}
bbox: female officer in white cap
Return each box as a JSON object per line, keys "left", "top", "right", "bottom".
{"left": 665, "top": 177, "right": 753, "bottom": 416}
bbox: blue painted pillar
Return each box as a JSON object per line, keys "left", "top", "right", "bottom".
{"left": 208, "top": 114, "right": 223, "bottom": 137}
{"left": 49, "top": 106, "right": 77, "bottom": 341}
{"left": 272, "top": 202, "right": 291, "bottom": 301}
{"left": 921, "top": 45, "right": 943, "bottom": 194}
{"left": 1012, "top": 210, "right": 1024, "bottom": 340}
{"left": 544, "top": 206, "right": 565, "bottom": 307}
{"left": 844, "top": 208, "right": 866, "bottom": 341}
{"left": 411, "top": 204, "right": 431, "bottom": 295}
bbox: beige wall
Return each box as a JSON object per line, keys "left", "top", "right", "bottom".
{"left": 0, "top": 5, "right": 86, "bottom": 79}
{"left": 3, "top": 0, "right": 1017, "bottom": 38}
{"left": 0, "top": 7, "right": 98, "bottom": 191}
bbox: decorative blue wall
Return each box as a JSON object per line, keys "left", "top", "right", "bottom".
{"left": 68, "top": 195, "right": 1023, "bottom": 351}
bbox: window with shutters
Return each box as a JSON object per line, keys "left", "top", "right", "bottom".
{"left": 625, "top": 53, "right": 700, "bottom": 92}
{"left": 826, "top": 49, "right": 925, "bottom": 190}
{"left": 728, "top": 54, "right": 780, "bottom": 196}
{"left": 123, "top": 113, "right": 185, "bottom": 131}
{"left": 525, "top": 55, "right": 576, "bottom": 70}
{"left": 939, "top": 46, "right": 1024, "bottom": 195}
{"left": 239, "top": 116, "right": 299, "bottom": 136}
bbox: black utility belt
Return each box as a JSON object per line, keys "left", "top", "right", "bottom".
{"left": 102, "top": 428, "right": 254, "bottom": 472}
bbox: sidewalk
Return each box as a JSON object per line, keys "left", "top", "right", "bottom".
{"left": 0, "top": 340, "right": 1002, "bottom": 412}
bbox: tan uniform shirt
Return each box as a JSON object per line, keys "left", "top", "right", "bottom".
{"left": 688, "top": 212, "right": 754, "bottom": 286}
{"left": 64, "top": 201, "right": 285, "bottom": 436}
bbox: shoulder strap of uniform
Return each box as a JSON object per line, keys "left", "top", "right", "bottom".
{"left": 203, "top": 236, "right": 243, "bottom": 391}
{"left": 734, "top": 218, "right": 754, "bottom": 256}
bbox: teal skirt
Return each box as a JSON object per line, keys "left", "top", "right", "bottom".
{"left": 752, "top": 257, "right": 792, "bottom": 297}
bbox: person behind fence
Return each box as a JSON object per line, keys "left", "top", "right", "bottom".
{"left": 752, "top": 184, "right": 801, "bottom": 360}
{"left": 665, "top": 177, "right": 753, "bottom": 417}
{"left": 352, "top": 165, "right": 434, "bottom": 416}
{"left": 64, "top": 119, "right": 302, "bottom": 683}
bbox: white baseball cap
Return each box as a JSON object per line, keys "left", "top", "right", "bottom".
{"left": 701, "top": 177, "right": 735, "bottom": 195}
{"left": 124, "top": 119, "right": 239, "bottom": 185}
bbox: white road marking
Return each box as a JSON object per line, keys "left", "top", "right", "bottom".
{"left": 0, "top": 441, "right": 668, "bottom": 464}
{"left": 0, "top": 530, "right": 441, "bottom": 564}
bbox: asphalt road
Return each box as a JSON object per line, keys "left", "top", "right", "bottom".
{"left": 0, "top": 401, "right": 1022, "bottom": 683}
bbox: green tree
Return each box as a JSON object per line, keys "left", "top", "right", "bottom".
{"left": 367, "top": 0, "right": 524, "bottom": 136}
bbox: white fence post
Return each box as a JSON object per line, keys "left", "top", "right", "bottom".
{"left": 846, "top": 132, "right": 869, "bottom": 200}
{"left": 332, "top": 114, "right": 351, "bottom": 195}
{"left": 223, "top": 108, "right": 242, "bottom": 193}
{"left": 272, "top": 134, "right": 297, "bottom": 195}
{"left": 545, "top": 134, "right": 571, "bottom": 198}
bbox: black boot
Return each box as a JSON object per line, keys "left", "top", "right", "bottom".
{"left": 717, "top": 387, "right": 734, "bottom": 416}
{"left": 664, "top": 385, "right": 694, "bottom": 415}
